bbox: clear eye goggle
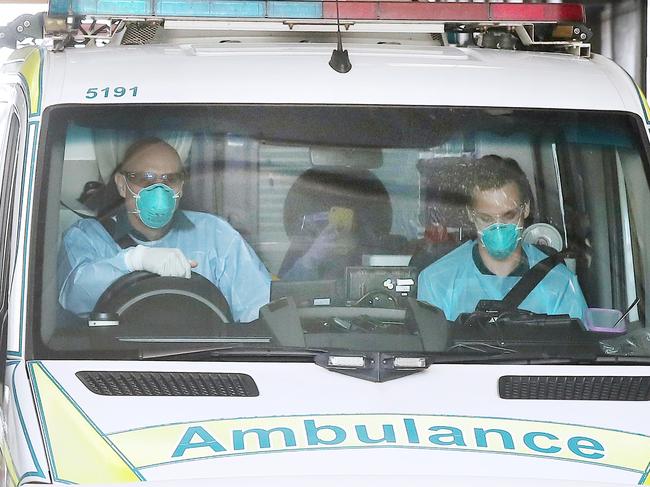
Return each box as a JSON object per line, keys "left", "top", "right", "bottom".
{"left": 470, "top": 205, "right": 525, "bottom": 228}
{"left": 121, "top": 170, "right": 186, "bottom": 188}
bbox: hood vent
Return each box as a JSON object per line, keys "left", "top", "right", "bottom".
{"left": 121, "top": 22, "right": 160, "bottom": 45}
{"left": 499, "top": 375, "right": 650, "bottom": 401}
{"left": 77, "top": 371, "right": 259, "bottom": 397}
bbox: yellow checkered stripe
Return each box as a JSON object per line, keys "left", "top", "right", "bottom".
{"left": 30, "top": 363, "right": 143, "bottom": 484}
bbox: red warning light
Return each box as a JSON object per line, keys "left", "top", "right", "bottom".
{"left": 323, "top": 2, "right": 586, "bottom": 23}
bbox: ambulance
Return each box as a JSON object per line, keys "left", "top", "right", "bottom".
{"left": 0, "top": 0, "right": 648, "bottom": 485}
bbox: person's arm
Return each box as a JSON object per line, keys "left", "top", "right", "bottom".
{"left": 281, "top": 256, "right": 319, "bottom": 281}
{"left": 281, "top": 225, "right": 340, "bottom": 281}
{"left": 59, "top": 224, "right": 197, "bottom": 315}
{"left": 58, "top": 224, "right": 132, "bottom": 315}
{"left": 417, "top": 268, "right": 454, "bottom": 320}
{"left": 215, "top": 234, "right": 271, "bottom": 323}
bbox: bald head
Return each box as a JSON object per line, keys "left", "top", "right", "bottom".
{"left": 119, "top": 138, "right": 183, "bottom": 175}
{"left": 115, "top": 137, "right": 184, "bottom": 197}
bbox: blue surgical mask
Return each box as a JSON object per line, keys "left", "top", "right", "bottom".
{"left": 124, "top": 178, "right": 180, "bottom": 229}
{"left": 479, "top": 222, "right": 523, "bottom": 260}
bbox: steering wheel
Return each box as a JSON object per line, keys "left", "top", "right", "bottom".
{"left": 93, "top": 271, "right": 232, "bottom": 336}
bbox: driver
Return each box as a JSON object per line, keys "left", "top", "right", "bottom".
{"left": 417, "top": 154, "right": 587, "bottom": 321}
{"left": 57, "top": 138, "right": 271, "bottom": 322}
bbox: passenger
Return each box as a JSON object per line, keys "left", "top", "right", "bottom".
{"left": 280, "top": 210, "right": 358, "bottom": 281}
{"left": 417, "top": 155, "right": 587, "bottom": 321}
{"left": 279, "top": 168, "right": 393, "bottom": 281}
{"left": 58, "top": 138, "right": 271, "bottom": 322}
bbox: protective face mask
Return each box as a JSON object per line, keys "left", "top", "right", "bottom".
{"left": 479, "top": 222, "right": 523, "bottom": 260}
{"left": 124, "top": 179, "right": 180, "bottom": 229}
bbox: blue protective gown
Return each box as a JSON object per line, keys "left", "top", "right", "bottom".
{"left": 417, "top": 241, "right": 587, "bottom": 321}
{"left": 58, "top": 210, "right": 271, "bottom": 323}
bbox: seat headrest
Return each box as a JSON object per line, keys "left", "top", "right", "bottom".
{"left": 283, "top": 168, "right": 392, "bottom": 239}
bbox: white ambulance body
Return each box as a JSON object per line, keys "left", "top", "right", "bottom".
{"left": 0, "top": 2, "right": 649, "bottom": 486}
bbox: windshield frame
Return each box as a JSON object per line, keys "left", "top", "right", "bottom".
{"left": 27, "top": 103, "right": 650, "bottom": 361}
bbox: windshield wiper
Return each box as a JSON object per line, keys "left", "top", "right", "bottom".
{"left": 427, "top": 351, "right": 650, "bottom": 365}
{"left": 139, "top": 344, "right": 328, "bottom": 361}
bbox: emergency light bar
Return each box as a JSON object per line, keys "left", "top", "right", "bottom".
{"left": 48, "top": 0, "right": 585, "bottom": 23}
{"left": 0, "top": 1, "right": 591, "bottom": 55}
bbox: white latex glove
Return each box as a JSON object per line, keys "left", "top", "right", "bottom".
{"left": 125, "top": 245, "right": 195, "bottom": 278}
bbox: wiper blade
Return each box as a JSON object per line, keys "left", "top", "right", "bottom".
{"left": 140, "top": 344, "right": 327, "bottom": 361}
{"left": 592, "top": 355, "right": 650, "bottom": 365}
{"left": 428, "top": 354, "right": 574, "bottom": 365}
{"left": 428, "top": 352, "right": 650, "bottom": 365}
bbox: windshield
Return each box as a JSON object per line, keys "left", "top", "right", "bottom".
{"left": 32, "top": 105, "right": 650, "bottom": 362}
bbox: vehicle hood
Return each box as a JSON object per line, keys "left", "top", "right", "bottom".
{"left": 28, "top": 360, "right": 650, "bottom": 485}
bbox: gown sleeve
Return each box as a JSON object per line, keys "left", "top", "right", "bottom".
{"left": 58, "top": 221, "right": 132, "bottom": 315}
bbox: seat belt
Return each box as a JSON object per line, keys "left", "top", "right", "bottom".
{"left": 475, "top": 251, "right": 566, "bottom": 313}
{"left": 61, "top": 201, "right": 136, "bottom": 249}
{"left": 501, "top": 251, "right": 566, "bottom": 310}
{"left": 60, "top": 200, "right": 94, "bottom": 219}
{"left": 99, "top": 215, "right": 137, "bottom": 249}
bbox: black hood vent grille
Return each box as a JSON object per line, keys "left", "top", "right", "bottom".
{"left": 499, "top": 375, "right": 650, "bottom": 401}
{"left": 77, "top": 371, "right": 259, "bottom": 397}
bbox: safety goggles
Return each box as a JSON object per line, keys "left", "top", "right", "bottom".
{"left": 470, "top": 204, "right": 525, "bottom": 229}
{"left": 120, "top": 170, "right": 186, "bottom": 188}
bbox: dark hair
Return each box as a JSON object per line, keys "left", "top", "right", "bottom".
{"left": 469, "top": 154, "right": 533, "bottom": 206}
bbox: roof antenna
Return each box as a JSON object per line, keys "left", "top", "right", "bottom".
{"left": 329, "top": 0, "right": 352, "bottom": 73}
